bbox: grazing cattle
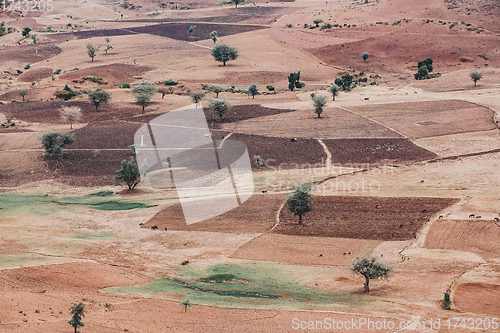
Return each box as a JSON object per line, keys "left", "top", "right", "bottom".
{"left": 419, "top": 180, "right": 424, "bottom": 183}
{"left": 399, "top": 224, "right": 404, "bottom": 228}
{"left": 364, "top": 97, "right": 370, "bottom": 100}
{"left": 151, "top": 225, "right": 158, "bottom": 230}
{"left": 476, "top": 216, "right": 481, "bottom": 219}
{"left": 291, "top": 138, "right": 297, "bottom": 142}
{"left": 439, "top": 215, "right": 443, "bottom": 219}
{"left": 319, "top": 254, "right": 323, "bottom": 257}
{"left": 422, "top": 209, "right": 427, "bottom": 213}
{"left": 375, "top": 205, "right": 381, "bottom": 209}
{"left": 262, "top": 190, "right": 268, "bottom": 194}
{"left": 494, "top": 217, "right": 500, "bottom": 222}
{"left": 469, "top": 214, "right": 475, "bottom": 218}
{"left": 164, "top": 227, "right": 168, "bottom": 231}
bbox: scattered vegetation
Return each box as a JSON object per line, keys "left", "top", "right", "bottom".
{"left": 181, "top": 299, "right": 191, "bottom": 312}
{"left": 247, "top": 83, "right": 259, "bottom": 99}
{"left": 189, "top": 91, "right": 206, "bottom": 104}
{"left": 288, "top": 71, "right": 304, "bottom": 91}
{"left": 211, "top": 44, "right": 239, "bottom": 66}
{"left": 469, "top": 71, "right": 482, "bottom": 86}
{"left": 59, "top": 106, "right": 82, "bottom": 129}
{"left": 285, "top": 182, "right": 314, "bottom": 225}
{"left": 414, "top": 57, "right": 434, "bottom": 80}
{"left": 41, "top": 131, "right": 76, "bottom": 162}
{"left": 311, "top": 94, "right": 327, "bottom": 118}
{"left": 328, "top": 84, "right": 340, "bottom": 101}
{"left": 208, "top": 98, "right": 231, "bottom": 121}
{"left": 115, "top": 156, "right": 140, "bottom": 191}
{"left": 68, "top": 302, "right": 85, "bottom": 333}
{"left": 335, "top": 73, "right": 353, "bottom": 91}
{"left": 253, "top": 155, "right": 264, "bottom": 168}
{"left": 442, "top": 292, "right": 451, "bottom": 310}
{"left": 351, "top": 257, "right": 392, "bottom": 292}
{"left": 87, "top": 88, "right": 111, "bottom": 110}
{"left": 86, "top": 43, "right": 100, "bottom": 62}
{"left": 209, "top": 30, "right": 218, "bottom": 43}
{"left": 362, "top": 52, "right": 369, "bottom": 62}
{"left": 163, "top": 79, "right": 178, "bottom": 86}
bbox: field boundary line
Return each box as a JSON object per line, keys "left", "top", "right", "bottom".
{"left": 336, "top": 106, "right": 408, "bottom": 138}
{"left": 316, "top": 139, "right": 332, "bottom": 169}
{"left": 228, "top": 196, "right": 285, "bottom": 258}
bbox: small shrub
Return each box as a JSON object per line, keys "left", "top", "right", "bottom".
{"left": 24, "top": 64, "right": 30, "bottom": 70}
{"left": 442, "top": 293, "right": 451, "bottom": 310}
{"left": 253, "top": 155, "right": 264, "bottom": 168}
{"left": 181, "top": 260, "right": 189, "bottom": 265}
{"left": 164, "top": 79, "right": 178, "bottom": 85}
{"left": 120, "top": 82, "right": 131, "bottom": 88}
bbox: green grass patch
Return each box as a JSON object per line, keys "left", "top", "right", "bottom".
{"left": 105, "top": 262, "right": 386, "bottom": 310}
{"left": 0, "top": 192, "right": 149, "bottom": 215}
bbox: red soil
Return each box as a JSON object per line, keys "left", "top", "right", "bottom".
{"left": 275, "top": 196, "right": 458, "bottom": 240}
{"left": 323, "top": 138, "right": 437, "bottom": 164}
{"left": 454, "top": 283, "right": 500, "bottom": 316}
{"left": 144, "top": 194, "right": 284, "bottom": 233}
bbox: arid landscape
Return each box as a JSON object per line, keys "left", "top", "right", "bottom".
{"left": 0, "top": 0, "right": 499, "bottom": 331}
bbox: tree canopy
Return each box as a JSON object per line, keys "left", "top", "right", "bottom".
{"left": 87, "top": 88, "right": 111, "bottom": 110}
{"left": 68, "top": 302, "right": 85, "bottom": 333}
{"left": 285, "top": 182, "right": 314, "bottom": 225}
{"left": 211, "top": 44, "right": 239, "bottom": 66}
{"left": 209, "top": 98, "right": 232, "bottom": 121}
{"left": 115, "top": 156, "right": 140, "bottom": 190}
{"left": 351, "top": 257, "right": 392, "bottom": 292}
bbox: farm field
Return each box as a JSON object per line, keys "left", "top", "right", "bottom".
{"left": 0, "top": 0, "right": 499, "bottom": 331}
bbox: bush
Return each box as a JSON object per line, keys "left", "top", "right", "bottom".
{"left": 119, "top": 82, "right": 131, "bottom": 88}
{"left": 24, "top": 64, "right": 30, "bottom": 70}
{"left": 164, "top": 79, "right": 178, "bottom": 85}
{"left": 55, "top": 84, "right": 78, "bottom": 100}
{"left": 443, "top": 293, "right": 451, "bottom": 310}
{"left": 41, "top": 131, "right": 76, "bottom": 161}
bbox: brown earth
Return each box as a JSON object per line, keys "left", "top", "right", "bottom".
{"left": 323, "top": 138, "right": 437, "bottom": 164}
{"left": 58, "top": 63, "right": 153, "bottom": 87}
{"left": 276, "top": 196, "right": 458, "bottom": 240}
{"left": 348, "top": 100, "right": 496, "bottom": 138}
{"left": 453, "top": 283, "right": 500, "bottom": 316}
{"left": 424, "top": 219, "right": 500, "bottom": 259}
{"left": 232, "top": 233, "right": 383, "bottom": 266}
{"left": 18, "top": 67, "right": 54, "bottom": 82}
{"left": 0, "top": 43, "right": 62, "bottom": 67}
{"left": 0, "top": 100, "right": 139, "bottom": 124}
{"left": 144, "top": 194, "right": 285, "bottom": 233}
{"left": 64, "top": 22, "right": 269, "bottom": 42}
{"left": 70, "top": 120, "right": 141, "bottom": 149}
{"left": 229, "top": 133, "right": 327, "bottom": 168}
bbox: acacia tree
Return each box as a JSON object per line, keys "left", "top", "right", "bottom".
{"left": 115, "top": 156, "right": 140, "bottom": 190}
{"left": 231, "top": 0, "right": 243, "bottom": 8}
{"left": 209, "top": 98, "right": 231, "bottom": 121}
{"left": 104, "top": 37, "right": 113, "bottom": 54}
{"left": 288, "top": 71, "right": 304, "bottom": 91}
{"left": 59, "top": 106, "right": 82, "bottom": 129}
{"left": 209, "top": 30, "right": 218, "bottom": 43}
{"left": 351, "top": 257, "right": 392, "bottom": 292}
{"left": 22, "top": 27, "right": 31, "bottom": 37}
{"left": 131, "top": 82, "right": 157, "bottom": 96}
{"left": 469, "top": 71, "right": 482, "bottom": 86}
{"left": 41, "top": 131, "right": 76, "bottom": 162}
{"left": 312, "top": 94, "right": 327, "bottom": 118}
{"left": 135, "top": 93, "right": 151, "bottom": 113}
{"left": 19, "top": 90, "right": 27, "bottom": 101}
{"left": 86, "top": 43, "right": 99, "bottom": 62}
{"left": 285, "top": 182, "right": 314, "bottom": 225}
{"left": 68, "top": 302, "right": 85, "bottom": 333}
{"left": 205, "top": 84, "right": 226, "bottom": 98}
{"left": 189, "top": 91, "right": 206, "bottom": 104}
{"left": 87, "top": 88, "right": 111, "bottom": 110}
{"left": 247, "top": 83, "right": 259, "bottom": 99}
{"left": 335, "top": 73, "right": 353, "bottom": 91}
{"left": 329, "top": 84, "right": 340, "bottom": 101}
{"left": 211, "top": 44, "right": 239, "bottom": 66}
